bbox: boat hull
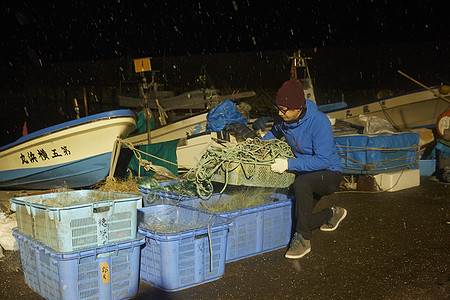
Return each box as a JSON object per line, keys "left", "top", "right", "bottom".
{"left": 124, "top": 112, "right": 209, "bottom": 145}
{"left": 0, "top": 110, "right": 136, "bottom": 189}
{"left": 0, "top": 153, "right": 112, "bottom": 189}
{"left": 326, "top": 88, "right": 450, "bottom": 129}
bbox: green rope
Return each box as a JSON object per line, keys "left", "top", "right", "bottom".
{"left": 184, "top": 138, "right": 294, "bottom": 199}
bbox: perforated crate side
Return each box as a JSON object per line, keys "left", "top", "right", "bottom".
{"left": 14, "top": 205, "right": 34, "bottom": 239}
{"left": 139, "top": 229, "right": 228, "bottom": 291}
{"left": 211, "top": 163, "right": 295, "bottom": 188}
{"left": 261, "top": 203, "right": 292, "bottom": 252}
{"left": 13, "top": 229, "right": 144, "bottom": 300}
{"left": 10, "top": 191, "right": 142, "bottom": 252}
{"left": 14, "top": 232, "right": 40, "bottom": 294}
{"left": 178, "top": 192, "right": 294, "bottom": 262}
{"left": 224, "top": 211, "right": 264, "bottom": 262}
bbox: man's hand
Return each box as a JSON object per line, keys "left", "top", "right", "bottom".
{"left": 271, "top": 158, "right": 288, "bottom": 173}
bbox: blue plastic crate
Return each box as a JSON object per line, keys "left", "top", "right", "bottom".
{"left": 140, "top": 181, "right": 293, "bottom": 262}
{"left": 169, "top": 192, "right": 293, "bottom": 262}
{"left": 146, "top": 193, "right": 293, "bottom": 262}
{"left": 10, "top": 190, "right": 142, "bottom": 252}
{"left": 137, "top": 204, "right": 232, "bottom": 292}
{"left": 13, "top": 229, "right": 145, "bottom": 300}
{"left": 418, "top": 159, "right": 436, "bottom": 176}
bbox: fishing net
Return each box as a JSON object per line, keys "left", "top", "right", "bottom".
{"left": 197, "top": 186, "right": 279, "bottom": 213}
{"left": 14, "top": 190, "right": 140, "bottom": 208}
{"left": 93, "top": 176, "right": 140, "bottom": 193}
{"left": 138, "top": 204, "right": 224, "bottom": 234}
{"left": 184, "top": 137, "right": 294, "bottom": 198}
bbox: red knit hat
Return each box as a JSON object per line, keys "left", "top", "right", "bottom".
{"left": 275, "top": 78, "right": 305, "bottom": 109}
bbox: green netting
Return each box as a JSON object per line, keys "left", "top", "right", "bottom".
{"left": 127, "top": 140, "right": 179, "bottom": 176}
{"left": 136, "top": 110, "right": 156, "bottom": 133}
{"left": 127, "top": 111, "right": 179, "bottom": 176}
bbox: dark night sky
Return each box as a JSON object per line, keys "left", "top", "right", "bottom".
{"left": 1, "top": 0, "right": 447, "bottom": 68}
{"left": 0, "top": 0, "right": 449, "bottom": 144}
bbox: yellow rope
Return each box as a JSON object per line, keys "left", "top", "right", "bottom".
{"left": 207, "top": 223, "right": 213, "bottom": 271}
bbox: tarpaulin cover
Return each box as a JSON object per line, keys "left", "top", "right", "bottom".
{"left": 334, "top": 133, "right": 420, "bottom": 174}
{"left": 206, "top": 99, "right": 247, "bottom": 132}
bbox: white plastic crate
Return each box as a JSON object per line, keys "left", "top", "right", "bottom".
{"left": 138, "top": 204, "right": 232, "bottom": 291}
{"left": 10, "top": 190, "right": 142, "bottom": 252}
{"left": 13, "top": 229, "right": 145, "bottom": 300}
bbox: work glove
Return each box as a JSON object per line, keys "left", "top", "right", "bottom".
{"left": 270, "top": 158, "right": 288, "bottom": 174}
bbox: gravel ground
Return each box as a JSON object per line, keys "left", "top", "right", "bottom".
{"left": 0, "top": 177, "right": 448, "bottom": 299}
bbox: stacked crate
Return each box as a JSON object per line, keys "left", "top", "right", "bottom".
{"left": 10, "top": 190, "right": 144, "bottom": 300}
{"left": 137, "top": 203, "right": 232, "bottom": 291}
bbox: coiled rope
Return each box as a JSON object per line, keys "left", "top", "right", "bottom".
{"left": 184, "top": 138, "right": 294, "bottom": 198}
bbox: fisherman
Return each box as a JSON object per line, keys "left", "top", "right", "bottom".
{"left": 262, "top": 78, "right": 347, "bottom": 259}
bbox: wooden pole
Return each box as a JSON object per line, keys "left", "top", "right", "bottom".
{"left": 397, "top": 70, "right": 450, "bottom": 103}
{"left": 83, "top": 87, "right": 89, "bottom": 116}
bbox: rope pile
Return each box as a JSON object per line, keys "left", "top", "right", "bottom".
{"left": 184, "top": 138, "right": 294, "bottom": 198}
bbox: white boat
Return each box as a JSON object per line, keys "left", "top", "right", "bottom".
{"left": 119, "top": 112, "right": 236, "bottom": 171}
{"left": 115, "top": 91, "right": 256, "bottom": 172}
{"left": 118, "top": 88, "right": 220, "bottom": 111}
{"left": 0, "top": 110, "right": 137, "bottom": 189}
{"left": 124, "top": 112, "right": 209, "bottom": 145}
{"left": 325, "top": 86, "right": 450, "bottom": 130}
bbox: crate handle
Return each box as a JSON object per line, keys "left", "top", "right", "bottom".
{"left": 95, "top": 250, "right": 116, "bottom": 259}
{"left": 93, "top": 206, "right": 110, "bottom": 213}
{"left": 194, "top": 233, "right": 208, "bottom": 240}
{"left": 92, "top": 201, "right": 116, "bottom": 214}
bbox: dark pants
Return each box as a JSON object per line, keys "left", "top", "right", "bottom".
{"left": 293, "top": 170, "right": 342, "bottom": 240}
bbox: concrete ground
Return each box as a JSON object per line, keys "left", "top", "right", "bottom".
{"left": 0, "top": 177, "right": 448, "bottom": 299}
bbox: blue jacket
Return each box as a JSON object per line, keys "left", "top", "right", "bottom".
{"left": 262, "top": 100, "right": 342, "bottom": 172}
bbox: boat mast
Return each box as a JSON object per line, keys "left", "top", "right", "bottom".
{"left": 289, "top": 50, "right": 316, "bottom": 104}
{"left": 134, "top": 57, "right": 154, "bottom": 144}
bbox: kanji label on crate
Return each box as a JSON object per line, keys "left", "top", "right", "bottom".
{"left": 100, "top": 262, "right": 111, "bottom": 284}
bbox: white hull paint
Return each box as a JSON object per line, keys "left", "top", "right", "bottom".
{"left": 124, "top": 112, "right": 208, "bottom": 146}
{"left": 326, "top": 87, "right": 450, "bottom": 129}
{"left": 0, "top": 110, "right": 136, "bottom": 189}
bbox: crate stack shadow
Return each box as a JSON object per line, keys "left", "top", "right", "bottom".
{"left": 10, "top": 190, "right": 144, "bottom": 299}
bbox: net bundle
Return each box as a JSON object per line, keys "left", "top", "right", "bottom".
{"left": 185, "top": 138, "right": 294, "bottom": 198}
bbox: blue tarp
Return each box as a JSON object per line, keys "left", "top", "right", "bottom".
{"left": 334, "top": 133, "right": 420, "bottom": 174}
{"left": 206, "top": 99, "right": 247, "bottom": 132}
